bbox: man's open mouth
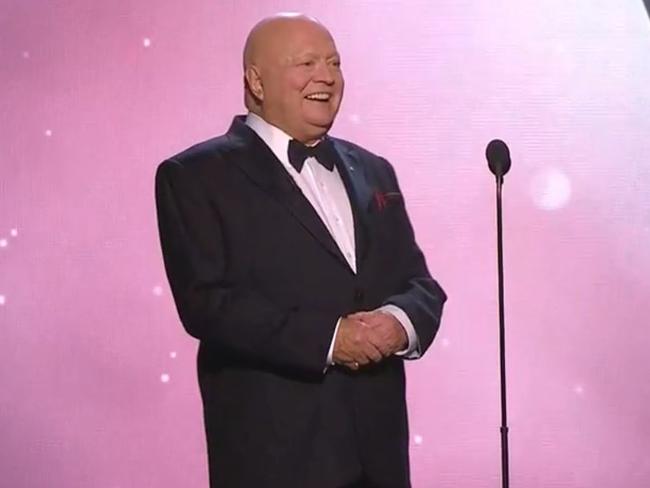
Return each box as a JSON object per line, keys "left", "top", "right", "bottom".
{"left": 305, "top": 93, "right": 332, "bottom": 102}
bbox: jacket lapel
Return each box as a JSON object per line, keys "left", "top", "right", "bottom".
{"left": 330, "top": 139, "right": 373, "bottom": 271}
{"left": 226, "top": 117, "right": 351, "bottom": 270}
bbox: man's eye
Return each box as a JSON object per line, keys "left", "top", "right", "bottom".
{"left": 301, "top": 61, "right": 314, "bottom": 67}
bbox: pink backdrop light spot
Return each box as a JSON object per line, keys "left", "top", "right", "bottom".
{"left": 1, "top": 1, "right": 649, "bottom": 487}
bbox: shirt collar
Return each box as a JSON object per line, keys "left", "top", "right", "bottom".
{"left": 245, "top": 112, "right": 293, "bottom": 169}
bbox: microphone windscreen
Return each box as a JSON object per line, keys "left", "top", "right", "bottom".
{"left": 486, "top": 139, "right": 512, "bottom": 177}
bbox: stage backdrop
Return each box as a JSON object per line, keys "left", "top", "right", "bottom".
{"left": 1, "top": 1, "right": 649, "bottom": 487}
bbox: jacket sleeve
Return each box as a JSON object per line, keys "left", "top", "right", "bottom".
{"left": 155, "top": 158, "right": 339, "bottom": 375}
{"left": 379, "top": 159, "right": 448, "bottom": 356}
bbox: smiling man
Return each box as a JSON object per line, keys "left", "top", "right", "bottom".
{"left": 243, "top": 16, "right": 344, "bottom": 145}
{"left": 155, "top": 13, "right": 446, "bottom": 488}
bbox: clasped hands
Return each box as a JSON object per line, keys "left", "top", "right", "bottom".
{"left": 332, "top": 310, "right": 408, "bottom": 371}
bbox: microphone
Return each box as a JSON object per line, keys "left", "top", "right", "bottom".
{"left": 486, "top": 139, "right": 511, "bottom": 178}
{"left": 485, "top": 137, "right": 513, "bottom": 488}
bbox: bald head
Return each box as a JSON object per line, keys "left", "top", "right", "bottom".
{"left": 242, "top": 14, "right": 344, "bottom": 144}
{"left": 243, "top": 14, "right": 322, "bottom": 71}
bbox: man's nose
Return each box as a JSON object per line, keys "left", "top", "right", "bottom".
{"left": 313, "top": 61, "right": 336, "bottom": 84}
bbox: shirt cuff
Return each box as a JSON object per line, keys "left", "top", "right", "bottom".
{"left": 376, "top": 304, "right": 421, "bottom": 359}
{"left": 325, "top": 317, "right": 343, "bottom": 372}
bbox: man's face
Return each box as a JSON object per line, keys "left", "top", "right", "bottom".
{"left": 259, "top": 23, "right": 344, "bottom": 143}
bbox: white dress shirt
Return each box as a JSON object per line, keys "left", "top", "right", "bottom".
{"left": 245, "top": 113, "right": 420, "bottom": 365}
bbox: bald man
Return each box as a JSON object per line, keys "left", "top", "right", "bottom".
{"left": 155, "top": 14, "right": 446, "bottom": 488}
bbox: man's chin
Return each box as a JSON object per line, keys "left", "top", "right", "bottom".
{"left": 302, "top": 125, "right": 333, "bottom": 143}
{"left": 304, "top": 117, "right": 335, "bottom": 133}
{"left": 302, "top": 105, "right": 338, "bottom": 123}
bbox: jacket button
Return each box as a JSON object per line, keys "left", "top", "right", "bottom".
{"left": 354, "top": 288, "right": 365, "bottom": 303}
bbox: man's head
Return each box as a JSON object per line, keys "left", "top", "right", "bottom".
{"left": 243, "top": 14, "right": 344, "bottom": 144}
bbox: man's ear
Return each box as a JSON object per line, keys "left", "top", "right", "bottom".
{"left": 245, "top": 66, "right": 264, "bottom": 102}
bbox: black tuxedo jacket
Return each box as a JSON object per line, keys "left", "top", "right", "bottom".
{"left": 155, "top": 116, "right": 447, "bottom": 488}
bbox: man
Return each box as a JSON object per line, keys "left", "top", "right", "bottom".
{"left": 155, "top": 13, "right": 446, "bottom": 488}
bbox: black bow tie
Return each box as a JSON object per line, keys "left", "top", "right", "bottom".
{"left": 288, "top": 138, "right": 336, "bottom": 172}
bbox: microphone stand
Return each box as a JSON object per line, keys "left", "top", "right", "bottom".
{"left": 495, "top": 174, "right": 510, "bottom": 488}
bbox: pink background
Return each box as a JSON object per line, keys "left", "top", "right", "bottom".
{"left": 2, "top": 1, "right": 650, "bottom": 487}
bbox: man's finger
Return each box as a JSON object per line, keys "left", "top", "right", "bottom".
{"left": 361, "top": 338, "right": 385, "bottom": 362}
{"left": 347, "top": 311, "right": 372, "bottom": 321}
{"left": 355, "top": 354, "right": 371, "bottom": 365}
{"left": 364, "top": 325, "right": 394, "bottom": 356}
{"left": 336, "top": 361, "right": 361, "bottom": 371}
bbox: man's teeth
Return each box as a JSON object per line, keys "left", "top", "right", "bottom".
{"left": 306, "top": 93, "right": 331, "bottom": 101}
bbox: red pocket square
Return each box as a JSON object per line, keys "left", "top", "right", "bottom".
{"left": 372, "top": 191, "right": 402, "bottom": 211}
